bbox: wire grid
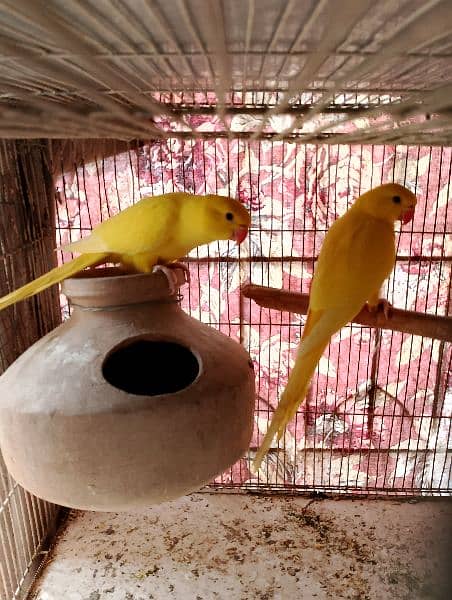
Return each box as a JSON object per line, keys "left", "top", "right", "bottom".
{"left": 54, "top": 134, "right": 452, "bottom": 497}
{"left": 0, "top": 140, "right": 61, "bottom": 600}
{"left": 0, "top": 0, "right": 452, "bottom": 144}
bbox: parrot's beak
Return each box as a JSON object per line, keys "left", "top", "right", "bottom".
{"left": 400, "top": 207, "right": 415, "bottom": 224}
{"left": 231, "top": 225, "right": 249, "bottom": 244}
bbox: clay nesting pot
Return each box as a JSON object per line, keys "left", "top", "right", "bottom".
{"left": 0, "top": 268, "right": 255, "bottom": 511}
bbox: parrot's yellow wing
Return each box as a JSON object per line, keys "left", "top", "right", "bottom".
{"left": 63, "top": 195, "right": 177, "bottom": 260}
{"left": 310, "top": 210, "right": 396, "bottom": 315}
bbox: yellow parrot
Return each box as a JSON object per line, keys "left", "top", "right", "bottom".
{"left": 253, "top": 183, "right": 417, "bottom": 470}
{"left": 0, "top": 192, "right": 250, "bottom": 311}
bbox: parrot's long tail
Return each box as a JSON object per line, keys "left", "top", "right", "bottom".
{"left": 252, "top": 341, "right": 328, "bottom": 471}
{"left": 252, "top": 308, "right": 334, "bottom": 471}
{"left": 0, "top": 252, "right": 109, "bottom": 312}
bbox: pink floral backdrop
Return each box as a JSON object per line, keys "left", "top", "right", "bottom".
{"left": 55, "top": 131, "right": 452, "bottom": 495}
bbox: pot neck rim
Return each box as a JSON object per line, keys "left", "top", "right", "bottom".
{"left": 61, "top": 267, "right": 187, "bottom": 308}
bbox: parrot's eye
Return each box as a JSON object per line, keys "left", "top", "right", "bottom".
{"left": 392, "top": 195, "right": 401, "bottom": 204}
{"left": 225, "top": 212, "right": 234, "bottom": 221}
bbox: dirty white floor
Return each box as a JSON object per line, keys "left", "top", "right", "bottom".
{"left": 30, "top": 493, "right": 451, "bottom": 600}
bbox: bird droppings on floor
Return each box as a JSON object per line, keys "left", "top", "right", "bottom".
{"left": 30, "top": 493, "right": 451, "bottom": 600}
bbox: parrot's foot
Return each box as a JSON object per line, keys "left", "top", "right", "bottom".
{"left": 152, "top": 262, "right": 190, "bottom": 296}
{"left": 367, "top": 298, "right": 393, "bottom": 320}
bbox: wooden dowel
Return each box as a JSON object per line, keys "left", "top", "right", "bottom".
{"left": 241, "top": 283, "right": 452, "bottom": 343}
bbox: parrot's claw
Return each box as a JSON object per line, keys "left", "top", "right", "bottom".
{"left": 367, "top": 298, "right": 393, "bottom": 320}
{"left": 152, "top": 262, "right": 190, "bottom": 296}
{"left": 152, "top": 265, "right": 178, "bottom": 295}
{"left": 169, "top": 261, "right": 191, "bottom": 284}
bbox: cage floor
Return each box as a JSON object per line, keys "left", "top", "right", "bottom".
{"left": 30, "top": 493, "right": 451, "bottom": 600}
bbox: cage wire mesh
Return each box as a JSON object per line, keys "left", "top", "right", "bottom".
{"left": 1, "top": 2, "right": 452, "bottom": 598}
{"left": 0, "top": 0, "right": 452, "bottom": 144}
{"left": 0, "top": 141, "right": 60, "bottom": 600}
{"left": 53, "top": 133, "right": 452, "bottom": 497}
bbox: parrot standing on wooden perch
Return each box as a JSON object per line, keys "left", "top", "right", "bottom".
{"left": 0, "top": 192, "right": 250, "bottom": 311}
{"left": 253, "top": 183, "right": 417, "bottom": 471}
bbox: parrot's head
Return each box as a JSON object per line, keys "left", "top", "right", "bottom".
{"left": 356, "top": 183, "right": 417, "bottom": 225}
{"left": 202, "top": 194, "right": 251, "bottom": 244}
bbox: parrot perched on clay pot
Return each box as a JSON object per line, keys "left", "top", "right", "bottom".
{"left": 0, "top": 192, "right": 250, "bottom": 311}
{"left": 253, "top": 183, "right": 417, "bottom": 470}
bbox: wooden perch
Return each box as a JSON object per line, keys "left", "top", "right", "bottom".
{"left": 242, "top": 283, "right": 452, "bottom": 343}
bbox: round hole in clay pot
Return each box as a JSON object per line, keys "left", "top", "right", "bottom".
{"left": 102, "top": 339, "right": 200, "bottom": 396}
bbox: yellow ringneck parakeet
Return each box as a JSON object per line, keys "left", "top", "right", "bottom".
{"left": 0, "top": 192, "right": 250, "bottom": 311}
{"left": 253, "top": 183, "right": 417, "bottom": 470}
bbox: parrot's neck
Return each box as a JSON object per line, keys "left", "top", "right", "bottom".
{"left": 178, "top": 197, "right": 218, "bottom": 249}
{"left": 352, "top": 197, "right": 396, "bottom": 227}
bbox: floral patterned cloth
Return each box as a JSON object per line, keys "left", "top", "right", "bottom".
{"left": 55, "top": 131, "right": 451, "bottom": 495}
